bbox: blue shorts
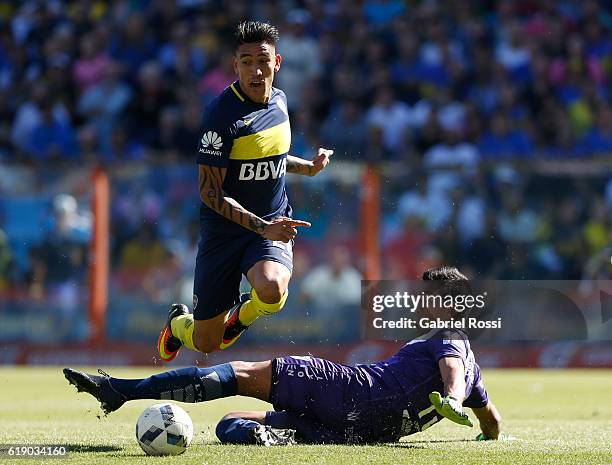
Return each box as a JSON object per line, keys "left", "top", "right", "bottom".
{"left": 192, "top": 230, "right": 293, "bottom": 320}
{"left": 268, "top": 356, "right": 403, "bottom": 444}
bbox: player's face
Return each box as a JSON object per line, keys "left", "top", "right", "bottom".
{"left": 234, "top": 42, "right": 281, "bottom": 104}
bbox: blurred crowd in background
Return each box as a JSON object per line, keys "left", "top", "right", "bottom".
{"left": 0, "top": 0, "right": 611, "bottom": 162}
{"left": 0, "top": 0, "right": 610, "bottom": 342}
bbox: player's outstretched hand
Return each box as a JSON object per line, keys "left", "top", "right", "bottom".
{"left": 262, "top": 217, "right": 311, "bottom": 243}
{"left": 310, "top": 147, "right": 334, "bottom": 176}
{"left": 429, "top": 391, "right": 474, "bottom": 427}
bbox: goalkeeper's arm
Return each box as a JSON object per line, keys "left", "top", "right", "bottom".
{"left": 438, "top": 356, "right": 466, "bottom": 401}
{"left": 428, "top": 357, "right": 473, "bottom": 427}
{"left": 472, "top": 401, "right": 502, "bottom": 440}
{"left": 434, "top": 357, "right": 502, "bottom": 437}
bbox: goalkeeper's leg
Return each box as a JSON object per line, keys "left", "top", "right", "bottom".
{"left": 216, "top": 411, "right": 345, "bottom": 445}
{"left": 64, "top": 361, "right": 272, "bottom": 414}
{"left": 216, "top": 412, "right": 297, "bottom": 446}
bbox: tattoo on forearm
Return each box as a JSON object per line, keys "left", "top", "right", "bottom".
{"left": 199, "top": 166, "right": 267, "bottom": 234}
{"left": 249, "top": 216, "right": 266, "bottom": 234}
{"left": 286, "top": 156, "right": 315, "bottom": 176}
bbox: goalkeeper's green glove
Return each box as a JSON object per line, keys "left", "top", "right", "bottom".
{"left": 475, "top": 432, "right": 492, "bottom": 441}
{"left": 429, "top": 391, "right": 473, "bottom": 427}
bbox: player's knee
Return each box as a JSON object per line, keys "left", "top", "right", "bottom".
{"left": 220, "top": 412, "right": 242, "bottom": 422}
{"left": 254, "top": 276, "right": 287, "bottom": 304}
{"left": 215, "top": 415, "right": 239, "bottom": 443}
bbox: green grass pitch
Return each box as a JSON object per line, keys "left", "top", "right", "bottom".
{"left": 0, "top": 367, "right": 611, "bottom": 464}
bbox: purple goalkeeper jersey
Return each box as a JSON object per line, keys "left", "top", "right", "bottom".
{"left": 357, "top": 329, "right": 489, "bottom": 435}
{"left": 270, "top": 329, "right": 489, "bottom": 443}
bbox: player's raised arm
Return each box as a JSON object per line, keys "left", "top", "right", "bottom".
{"left": 286, "top": 147, "right": 333, "bottom": 176}
{"left": 199, "top": 164, "right": 310, "bottom": 242}
{"left": 472, "top": 401, "right": 502, "bottom": 440}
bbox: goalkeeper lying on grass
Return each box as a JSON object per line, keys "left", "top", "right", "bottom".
{"left": 64, "top": 266, "right": 501, "bottom": 445}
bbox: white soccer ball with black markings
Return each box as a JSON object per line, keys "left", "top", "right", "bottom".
{"left": 136, "top": 403, "right": 193, "bottom": 456}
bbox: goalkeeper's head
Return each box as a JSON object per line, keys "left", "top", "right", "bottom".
{"left": 421, "top": 266, "right": 475, "bottom": 320}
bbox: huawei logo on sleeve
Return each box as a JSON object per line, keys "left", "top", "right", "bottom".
{"left": 201, "top": 131, "right": 223, "bottom": 150}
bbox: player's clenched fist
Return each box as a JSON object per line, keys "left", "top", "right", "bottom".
{"left": 262, "top": 217, "right": 311, "bottom": 243}
{"left": 310, "top": 148, "right": 334, "bottom": 176}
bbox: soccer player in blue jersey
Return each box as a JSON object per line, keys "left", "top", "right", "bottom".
{"left": 157, "top": 21, "right": 334, "bottom": 359}
{"left": 66, "top": 267, "right": 502, "bottom": 445}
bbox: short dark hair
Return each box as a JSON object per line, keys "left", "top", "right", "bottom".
{"left": 422, "top": 266, "right": 471, "bottom": 299}
{"left": 234, "top": 21, "right": 279, "bottom": 51}
{"left": 422, "top": 266, "right": 468, "bottom": 282}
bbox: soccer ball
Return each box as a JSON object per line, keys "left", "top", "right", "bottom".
{"left": 136, "top": 403, "right": 194, "bottom": 456}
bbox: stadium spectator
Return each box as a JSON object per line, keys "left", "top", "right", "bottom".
{"left": 478, "top": 114, "right": 534, "bottom": 158}
{"left": 581, "top": 105, "right": 612, "bottom": 155}
{"left": 72, "top": 33, "right": 111, "bottom": 93}
{"left": 0, "top": 227, "right": 13, "bottom": 293}
{"left": 550, "top": 197, "right": 587, "bottom": 279}
{"left": 119, "top": 223, "right": 168, "bottom": 273}
{"left": 383, "top": 216, "right": 433, "bottom": 279}
{"left": 320, "top": 100, "right": 368, "bottom": 158}
{"left": 363, "top": 0, "right": 406, "bottom": 27}
{"left": 108, "top": 12, "right": 157, "bottom": 77}
{"left": 129, "top": 61, "right": 175, "bottom": 146}
{"left": 299, "top": 246, "right": 362, "bottom": 309}
{"left": 583, "top": 199, "right": 610, "bottom": 255}
{"left": 198, "top": 46, "right": 236, "bottom": 104}
{"left": 496, "top": 188, "right": 541, "bottom": 243}
{"left": 275, "top": 9, "right": 321, "bottom": 110}
{"left": 495, "top": 19, "right": 532, "bottom": 81}
{"left": 27, "top": 101, "right": 79, "bottom": 161}
{"left": 157, "top": 21, "right": 206, "bottom": 78}
{"left": 454, "top": 185, "right": 487, "bottom": 245}
{"left": 11, "top": 83, "right": 71, "bottom": 156}
{"left": 423, "top": 129, "right": 479, "bottom": 195}
{"left": 463, "top": 210, "right": 507, "bottom": 278}
{"left": 396, "top": 172, "right": 451, "bottom": 232}
{"left": 28, "top": 194, "right": 91, "bottom": 321}
{"left": 77, "top": 61, "right": 132, "bottom": 156}
{"left": 366, "top": 87, "right": 412, "bottom": 155}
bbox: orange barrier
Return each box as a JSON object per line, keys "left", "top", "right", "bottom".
{"left": 361, "top": 165, "right": 381, "bottom": 280}
{"left": 88, "top": 167, "right": 109, "bottom": 344}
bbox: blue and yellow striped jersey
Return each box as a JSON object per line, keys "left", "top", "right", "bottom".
{"left": 196, "top": 81, "right": 292, "bottom": 234}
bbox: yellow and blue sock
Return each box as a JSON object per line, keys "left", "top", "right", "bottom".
{"left": 238, "top": 288, "right": 288, "bottom": 326}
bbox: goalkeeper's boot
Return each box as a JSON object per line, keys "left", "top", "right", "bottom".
{"left": 251, "top": 425, "right": 296, "bottom": 446}
{"left": 157, "top": 303, "right": 190, "bottom": 362}
{"left": 63, "top": 368, "right": 126, "bottom": 415}
{"left": 219, "top": 293, "right": 252, "bottom": 350}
